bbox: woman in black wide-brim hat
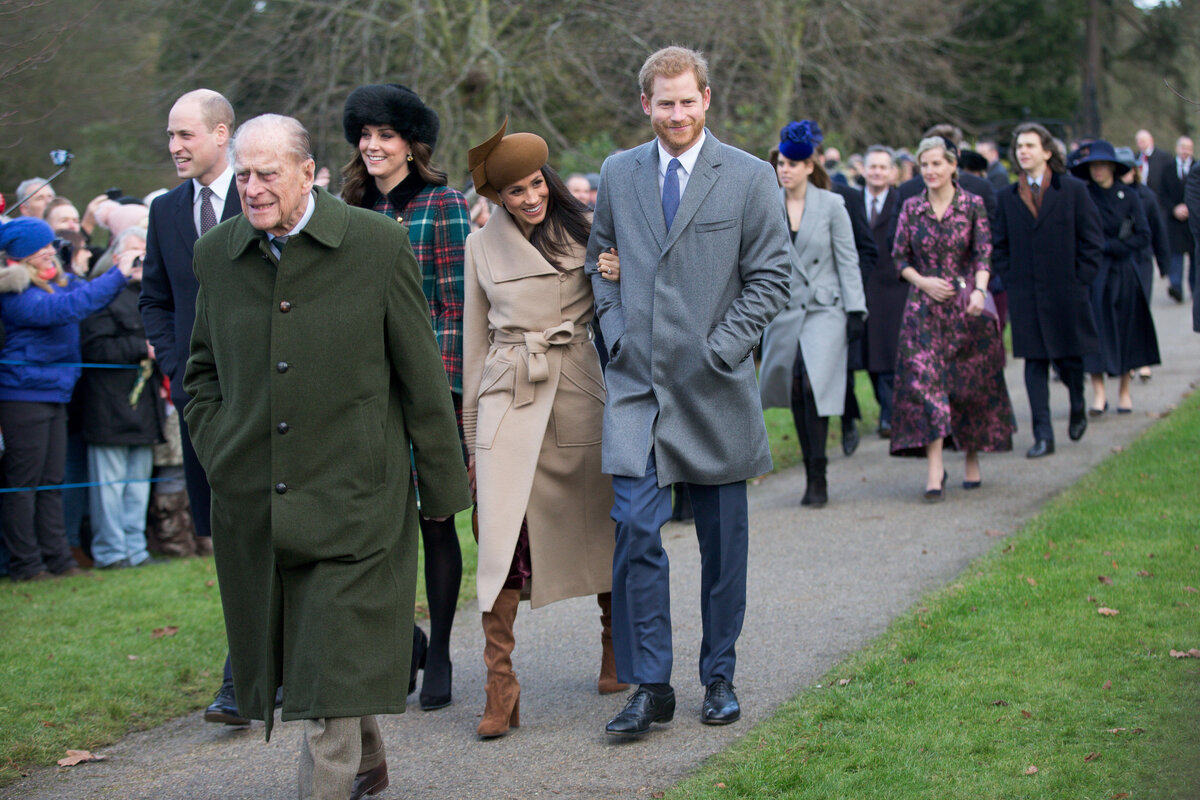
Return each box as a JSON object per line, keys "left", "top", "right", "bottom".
{"left": 340, "top": 83, "right": 470, "bottom": 712}
{"left": 1067, "top": 140, "right": 1160, "bottom": 415}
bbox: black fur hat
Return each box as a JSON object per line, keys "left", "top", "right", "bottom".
{"left": 342, "top": 84, "right": 439, "bottom": 151}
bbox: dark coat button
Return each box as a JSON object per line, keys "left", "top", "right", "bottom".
{"left": 279, "top": 301, "right": 292, "bottom": 313}
{"left": 274, "top": 482, "right": 288, "bottom": 494}
{"left": 277, "top": 361, "right": 289, "bottom": 373}
{"left": 277, "top": 422, "right": 289, "bottom": 434}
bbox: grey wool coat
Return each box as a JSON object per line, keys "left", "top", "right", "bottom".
{"left": 184, "top": 188, "right": 471, "bottom": 737}
{"left": 461, "top": 208, "right": 614, "bottom": 614}
{"left": 586, "top": 131, "right": 792, "bottom": 486}
{"left": 760, "top": 186, "right": 867, "bottom": 416}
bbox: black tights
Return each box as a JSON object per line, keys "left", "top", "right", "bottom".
{"left": 418, "top": 514, "right": 462, "bottom": 692}
{"left": 790, "top": 350, "right": 829, "bottom": 462}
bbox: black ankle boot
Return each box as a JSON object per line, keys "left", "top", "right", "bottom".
{"left": 801, "top": 458, "right": 828, "bottom": 507}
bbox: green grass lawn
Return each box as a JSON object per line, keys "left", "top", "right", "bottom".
{"left": 668, "top": 388, "right": 1200, "bottom": 799}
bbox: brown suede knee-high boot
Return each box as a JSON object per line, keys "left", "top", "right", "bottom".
{"left": 477, "top": 588, "right": 521, "bottom": 738}
{"left": 597, "top": 592, "right": 629, "bottom": 694}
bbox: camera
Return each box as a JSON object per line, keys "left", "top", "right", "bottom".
{"left": 54, "top": 237, "right": 74, "bottom": 265}
{"left": 105, "top": 187, "right": 123, "bottom": 200}
{"left": 133, "top": 256, "right": 143, "bottom": 269}
{"left": 50, "top": 150, "right": 74, "bottom": 167}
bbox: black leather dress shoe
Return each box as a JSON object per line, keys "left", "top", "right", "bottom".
{"left": 701, "top": 679, "right": 741, "bottom": 725}
{"left": 1026, "top": 439, "right": 1055, "bottom": 459}
{"left": 605, "top": 686, "right": 675, "bottom": 736}
{"left": 350, "top": 760, "right": 389, "bottom": 800}
{"left": 204, "top": 680, "right": 250, "bottom": 725}
{"left": 842, "top": 424, "right": 860, "bottom": 456}
{"left": 1068, "top": 409, "right": 1088, "bottom": 441}
{"left": 877, "top": 420, "right": 892, "bottom": 438}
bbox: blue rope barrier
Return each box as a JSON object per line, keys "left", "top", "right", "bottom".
{"left": 0, "top": 477, "right": 167, "bottom": 494}
{"left": 0, "top": 359, "right": 141, "bottom": 370}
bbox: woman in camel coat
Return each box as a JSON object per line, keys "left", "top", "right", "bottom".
{"left": 462, "top": 120, "right": 623, "bottom": 739}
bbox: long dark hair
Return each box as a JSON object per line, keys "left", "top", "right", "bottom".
{"left": 340, "top": 140, "right": 448, "bottom": 208}
{"left": 1011, "top": 122, "right": 1067, "bottom": 176}
{"left": 507, "top": 165, "right": 590, "bottom": 269}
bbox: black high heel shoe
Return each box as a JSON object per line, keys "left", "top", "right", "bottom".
{"left": 924, "top": 470, "right": 947, "bottom": 503}
{"left": 408, "top": 626, "right": 428, "bottom": 696}
{"left": 420, "top": 660, "right": 452, "bottom": 711}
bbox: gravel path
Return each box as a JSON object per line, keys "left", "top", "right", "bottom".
{"left": 5, "top": 295, "right": 1195, "bottom": 800}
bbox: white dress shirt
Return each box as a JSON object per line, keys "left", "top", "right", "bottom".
{"left": 656, "top": 131, "right": 706, "bottom": 201}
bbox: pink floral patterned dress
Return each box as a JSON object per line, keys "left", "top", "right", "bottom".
{"left": 889, "top": 187, "right": 1015, "bottom": 456}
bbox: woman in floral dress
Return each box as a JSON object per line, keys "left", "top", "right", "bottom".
{"left": 890, "top": 137, "right": 1014, "bottom": 500}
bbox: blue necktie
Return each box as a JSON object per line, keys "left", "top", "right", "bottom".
{"left": 662, "top": 158, "right": 681, "bottom": 230}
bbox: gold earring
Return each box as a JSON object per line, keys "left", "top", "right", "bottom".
{"left": 406, "top": 154, "right": 413, "bottom": 162}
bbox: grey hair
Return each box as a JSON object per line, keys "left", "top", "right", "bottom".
{"left": 229, "top": 114, "right": 313, "bottom": 170}
{"left": 915, "top": 137, "right": 957, "bottom": 165}
{"left": 16, "top": 178, "right": 53, "bottom": 202}
{"left": 864, "top": 144, "right": 895, "bottom": 165}
{"left": 112, "top": 226, "right": 148, "bottom": 254}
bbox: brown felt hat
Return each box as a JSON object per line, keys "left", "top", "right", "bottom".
{"left": 467, "top": 118, "right": 548, "bottom": 205}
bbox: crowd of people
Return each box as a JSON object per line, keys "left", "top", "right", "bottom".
{"left": 2, "top": 43, "right": 1199, "bottom": 800}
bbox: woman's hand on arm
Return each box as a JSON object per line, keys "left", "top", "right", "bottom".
{"left": 598, "top": 248, "right": 620, "bottom": 281}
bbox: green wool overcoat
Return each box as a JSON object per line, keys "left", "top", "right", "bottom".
{"left": 184, "top": 187, "right": 471, "bottom": 738}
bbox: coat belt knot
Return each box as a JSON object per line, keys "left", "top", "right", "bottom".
{"left": 492, "top": 322, "right": 592, "bottom": 407}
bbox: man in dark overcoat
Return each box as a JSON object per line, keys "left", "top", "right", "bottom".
{"left": 184, "top": 114, "right": 470, "bottom": 800}
{"left": 1158, "top": 136, "right": 1194, "bottom": 303}
{"left": 586, "top": 46, "right": 790, "bottom": 737}
{"left": 1187, "top": 162, "right": 1200, "bottom": 332}
{"left": 993, "top": 122, "right": 1105, "bottom": 459}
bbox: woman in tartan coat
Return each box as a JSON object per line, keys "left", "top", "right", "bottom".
{"left": 340, "top": 83, "right": 470, "bottom": 712}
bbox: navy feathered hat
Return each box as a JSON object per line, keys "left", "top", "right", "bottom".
{"left": 1068, "top": 139, "right": 1129, "bottom": 179}
{"left": 779, "top": 120, "right": 823, "bottom": 162}
{"left": 342, "top": 84, "right": 439, "bottom": 151}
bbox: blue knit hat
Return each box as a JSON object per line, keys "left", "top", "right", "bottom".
{"left": 0, "top": 217, "right": 56, "bottom": 260}
{"left": 779, "top": 120, "right": 823, "bottom": 162}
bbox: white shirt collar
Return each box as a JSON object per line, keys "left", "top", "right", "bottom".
{"left": 193, "top": 165, "right": 233, "bottom": 203}
{"left": 277, "top": 191, "right": 315, "bottom": 240}
{"left": 657, "top": 130, "right": 706, "bottom": 177}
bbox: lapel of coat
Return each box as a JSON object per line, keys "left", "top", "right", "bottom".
{"left": 172, "top": 180, "right": 200, "bottom": 250}
{"left": 219, "top": 174, "right": 241, "bottom": 221}
{"left": 633, "top": 142, "right": 667, "bottom": 250}
{"left": 476, "top": 202, "right": 559, "bottom": 283}
{"left": 663, "top": 132, "right": 720, "bottom": 252}
{"left": 788, "top": 186, "right": 822, "bottom": 279}
{"left": 1034, "top": 173, "right": 1062, "bottom": 229}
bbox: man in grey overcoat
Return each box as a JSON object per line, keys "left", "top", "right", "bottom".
{"left": 586, "top": 46, "right": 791, "bottom": 737}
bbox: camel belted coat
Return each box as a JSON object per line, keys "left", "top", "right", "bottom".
{"left": 461, "top": 208, "right": 614, "bottom": 613}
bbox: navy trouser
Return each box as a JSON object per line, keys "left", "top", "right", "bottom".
{"left": 610, "top": 451, "right": 748, "bottom": 686}
{"left": 1025, "top": 357, "right": 1085, "bottom": 443}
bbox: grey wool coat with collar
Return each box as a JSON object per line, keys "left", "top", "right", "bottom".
{"left": 586, "top": 130, "right": 792, "bottom": 486}
{"left": 759, "top": 185, "right": 867, "bottom": 416}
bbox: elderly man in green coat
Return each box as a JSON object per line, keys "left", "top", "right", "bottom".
{"left": 184, "top": 114, "right": 471, "bottom": 800}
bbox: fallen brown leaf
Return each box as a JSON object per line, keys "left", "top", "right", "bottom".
{"left": 151, "top": 626, "right": 179, "bottom": 639}
{"left": 992, "top": 700, "right": 1009, "bottom": 706}
{"left": 1102, "top": 680, "right": 1113, "bottom": 690}
{"left": 1097, "top": 607, "right": 1119, "bottom": 616}
{"left": 1169, "top": 650, "right": 1191, "bottom": 659}
{"left": 205, "top": 580, "right": 215, "bottom": 588}
{"left": 1112, "top": 794, "right": 1130, "bottom": 799}
{"left": 1026, "top": 576, "right": 1038, "bottom": 586}
{"left": 127, "top": 655, "right": 138, "bottom": 661}
{"left": 1087, "top": 595, "right": 1098, "bottom": 603}
{"left": 1109, "top": 727, "right": 1126, "bottom": 734}
{"left": 985, "top": 529, "right": 1005, "bottom": 537}
{"left": 1084, "top": 752, "right": 1100, "bottom": 762}
{"left": 651, "top": 793, "right": 664, "bottom": 799}
{"left": 838, "top": 678, "right": 852, "bottom": 686}
{"left": 1185, "top": 586, "right": 1198, "bottom": 593}
{"left": 57, "top": 750, "right": 107, "bottom": 767}
{"left": 1137, "top": 570, "right": 1153, "bottom": 578}
{"left": 1132, "top": 728, "right": 1144, "bottom": 734}
{"left": 715, "top": 783, "right": 727, "bottom": 789}
{"left": 1024, "top": 765, "right": 1038, "bottom": 775}
{"left": 1098, "top": 575, "right": 1113, "bottom": 585}
{"left": 1021, "top": 710, "right": 1033, "bottom": 719}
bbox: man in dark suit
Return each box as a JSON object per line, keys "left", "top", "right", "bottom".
{"left": 1158, "top": 136, "right": 1194, "bottom": 302}
{"left": 138, "top": 89, "right": 245, "bottom": 725}
{"left": 1187, "top": 162, "right": 1200, "bottom": 332}
{"left": 1135, "top": 128, "right": 1174, "bottom": 191}
{"left": 993, "top": 122, "right": 1104, "bottom": 459}
{"left": 978, "top": 140, "right": 1011, "bottom": 191}
{"left": 587, "top": 46, "right": 790, "bottom": 737}
{"left": 861, "top": 145, "right": 905, "bottom": 436}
